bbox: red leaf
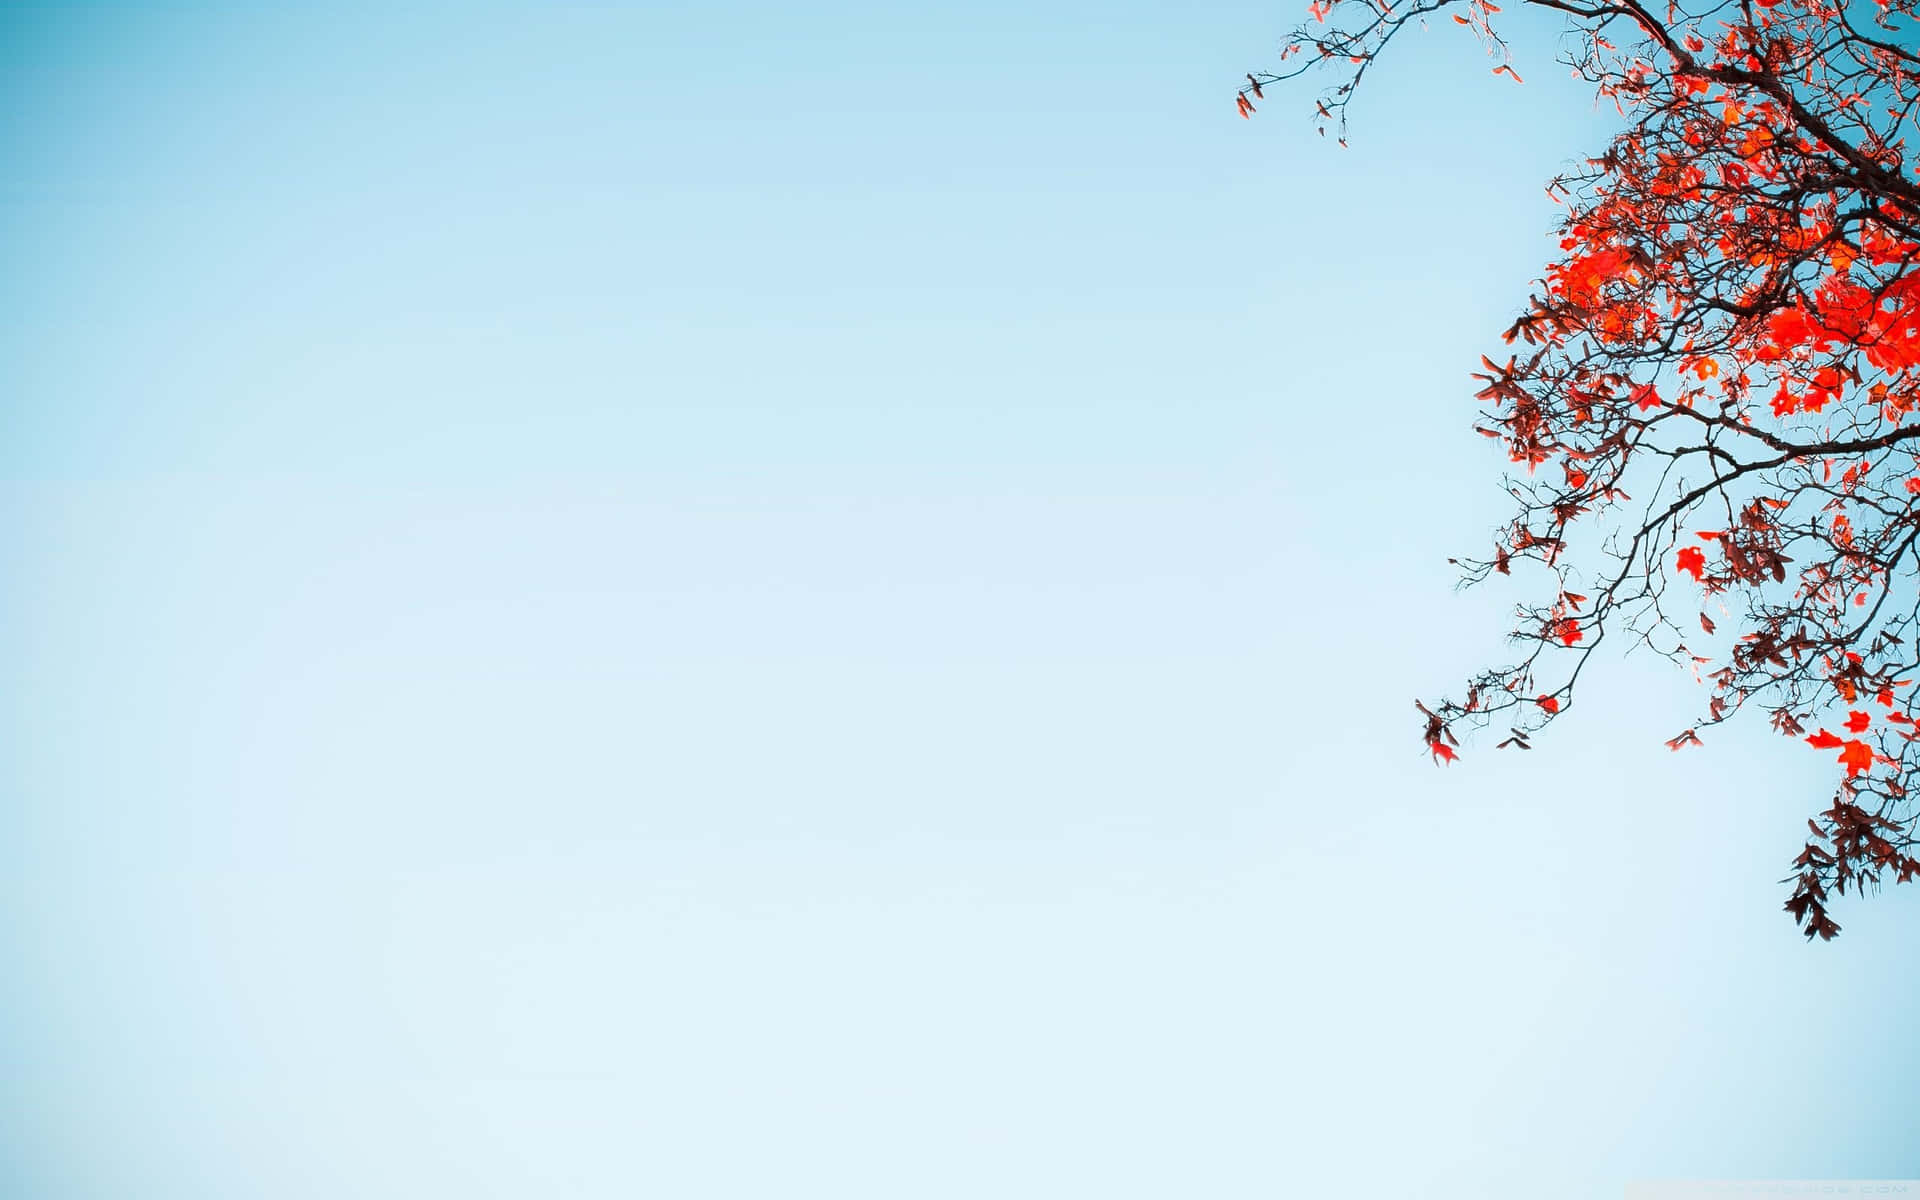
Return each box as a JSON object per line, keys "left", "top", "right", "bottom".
{"left": 1806, "top": 729, "right": 1844, "bottom": 749}
{"left": 1839, "top": 739, "right": 1874, "bottom": 777}
{"left": 1538, "top": 695, "right": 1560, "bottom": 713}
{"left": 1676, "top": 546, "right": 1707, "bottom": 581}
{"left": 1845, "top": 710, "right": 1871, "bottom": 732}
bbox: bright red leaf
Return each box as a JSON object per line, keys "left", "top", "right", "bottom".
{"left": 1675, "top": 546, "right": 1706, "bottom": 581}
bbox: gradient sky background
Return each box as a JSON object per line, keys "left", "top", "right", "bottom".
{"left": 4, "top": 2, "right": 1919, "bottom": 1197}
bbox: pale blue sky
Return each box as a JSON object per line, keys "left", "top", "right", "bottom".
{"left": 4, "top": 3, "right": 1918, "bottom": 1197}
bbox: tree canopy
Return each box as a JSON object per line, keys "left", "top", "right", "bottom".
{"left": 1244, "top": 0, "right": 1920, "bottom": 937}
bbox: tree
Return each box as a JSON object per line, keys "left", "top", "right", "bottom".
{"left": 1243, "top": 0, "right": 1920, "bottom": 938}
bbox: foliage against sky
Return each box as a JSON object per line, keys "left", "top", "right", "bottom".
{"left": 1247, "top": 0, "right": 1920, "bottom": 937}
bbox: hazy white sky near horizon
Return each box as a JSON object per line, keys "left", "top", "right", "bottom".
{"left": 3, "top": 3, "right": 1918, "bottom": 1197}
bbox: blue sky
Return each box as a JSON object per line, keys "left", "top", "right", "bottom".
{"left": 4, "top": 3, "right": 1918, "bottom": 1197}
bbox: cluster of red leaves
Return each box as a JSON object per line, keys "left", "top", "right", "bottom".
{"left": 1247, "top": 0, "right": 1920, "bottom": 937}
